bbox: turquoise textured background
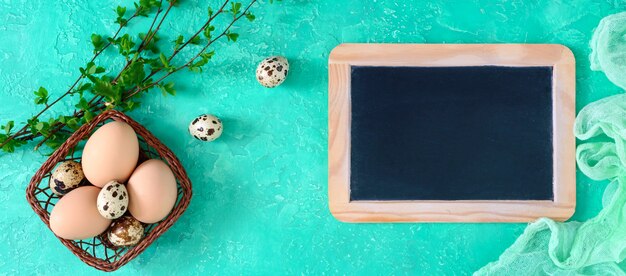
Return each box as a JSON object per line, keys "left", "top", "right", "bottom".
{"left": 0, "top": 0, "right": 624, "bottom": 274}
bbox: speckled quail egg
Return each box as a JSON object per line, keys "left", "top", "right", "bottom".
{"left": 256, "top": 56, "right": 289, "bottom": 88}
{"left": 107, "top": 215, "right": 144, "bottom": 247}
{"left": 49, "top": 161, "right": 84, "bottom": 196}
{"left": 97, "top": 181, "right": 129, "bottom": 219}
{"left": 188, "top": 114, "right": 223, "bottom": 142}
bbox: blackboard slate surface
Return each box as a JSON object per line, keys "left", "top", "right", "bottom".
{"left": 349, "top": 66, "right": 554, "bottom": 201}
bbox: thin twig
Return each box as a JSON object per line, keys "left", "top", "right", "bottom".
{"left": 167, "top": 0, "right": 230, "bottom": 63}
{"left": 138, "top": 1, "right": 171, "bottom": 52}
{"left": 137, "top": 0, "right": 166, "bottom": 52}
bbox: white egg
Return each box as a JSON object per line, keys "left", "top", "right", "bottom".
{"left": 97, "top": 181, "right": 129, "bottom": 219}
{"left": 188, "top": 114, "right": 223, "bottom": 142}
{"left": 256, "top": 56, "right": 289, "bottom": 88}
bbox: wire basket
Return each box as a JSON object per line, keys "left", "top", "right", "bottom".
{"left": 26, "top": 110, "right": 192, "bottom": 272}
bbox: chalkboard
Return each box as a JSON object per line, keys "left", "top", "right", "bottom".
{"left": 350, "top": 66, "right": 554, "bottom": 201}
{"left": 328, "top": 44, "right": 576, "bottom": 222}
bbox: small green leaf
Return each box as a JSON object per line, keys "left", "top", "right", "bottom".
{"left": 66, "top": 118, "right": 80, "bottom": 130}
{"left": 88, "top": 64, "right": 98, "bottom": 74}
{"left": 91, "top": 34, "right": 102, "bottom": 44}
{"left": 75, "top": 97, "right": 90, "bottom": 110}
{"left": 118, "top": 34, "right": 136, "bottom": 56}
{"left": 226, "top": 32, "right": 239, "bottom": 42}
{"left": 92, "top": 77, "right": 119, "bottom": 103}
{"left": 158, "top": 82, "right": 176, "bottom": 96}
{"left": 159, "top": 53, "right": 169, "bottom": 68}
{"left": 137, "top": 0, "right": 160, "bottom": 16}
{"left": 85, "top": 74, "right": 99, "bottom": 84}
{"left": 84, "top": 110, "right": 94, "bottom": 123}
{"left": 34, "top": 87, "right": 48, "bottom": 97}
{"left": 144, "top": 57, "right": 162, "bottom": 70}
{"left": 115, "top": 6, "right": 128, "bottom": 26}
{"left": 122, "top": 100, "right": 141, "bottom": 111}
{"left": 189, "top": 36, "right": 202, "bottom": 45}
{"left": 201, "top": 51, "right": 214, "bottom": 59}
{"left": 203, "top": 25, "right": 215, "bottom": 39}
{"left": 164, "top": 82, "right": 175, "bottom": 95}
{"left": 245, "top": 12, "right": 255, "bottom": 22}
{"left": 45, "top": 134, "right": 65, "bottom": 150}
{"left": 3, "top": 121, "right": 14, "bottom": 134}
{"left": 83, "top": 61, "right": 97, "bottom": 75}
{"left": 2, "top": 142, "right": 15, "bottom": 153}
{"left": 189, "top": 51, "right": 215, "bottom": 72}
{"left": 35, "top": 122, "right": 46, "bottom": 131}
{"left": 189, "top": 66, "right": 200, "bottom": 73}
{"left": 91, "top": 34, "right": 105, "bottom": 52}
{"left": 230, "top": 2, "right": 242, "bottom": 17}
{"left": 119, "top": 61, "right": 146, "bottom": 87}
{"left": 116, "top": 6, "right": 127, "bottom": 17}
{"left": 117, "top": 18, "right": 128, "bottom": 26}
{"left": 34, "top": 87, "right": 49, "bottom": 105}
{"left": 27, "top": 118, "right": 39, "bottom": 135}
{"left": 173, "top": 35, "right": 184, "bottom": 50}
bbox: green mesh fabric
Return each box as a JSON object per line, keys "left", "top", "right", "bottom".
{"left": 475, "top": 13, "right": 626, "bottom": 276}
{"left": 590, "top": 12, "right": 626, "bottom": 90}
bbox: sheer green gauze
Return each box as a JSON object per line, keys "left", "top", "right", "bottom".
{"left": 590, "top": 12, "right": 626, "bottom": 91}
{"left": 476, "top": 12, "right": 626, "bottom": 276}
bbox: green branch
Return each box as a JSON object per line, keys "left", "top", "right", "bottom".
{"left": 0, "top": 0, "right": 268, "bottom": 154}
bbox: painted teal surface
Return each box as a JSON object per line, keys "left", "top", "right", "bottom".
{"left": 0, "top": 0, "right": 623, "bottom": 274}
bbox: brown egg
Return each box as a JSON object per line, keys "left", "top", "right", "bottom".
{"left": 82, "top": 121, "right": 139, "bottom": 187}
{"left": 49, "top": 186, "right": 112, "bottom": 240}
{"left": 127, "top": 159, "right": 178, "bottom": 223}
{"left": 108, "top": 216, "right": 144, "bottom": 247}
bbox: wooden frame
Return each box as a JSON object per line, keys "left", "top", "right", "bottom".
{"left": 328, "top": 44, "right": 576, "bottom": 222}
